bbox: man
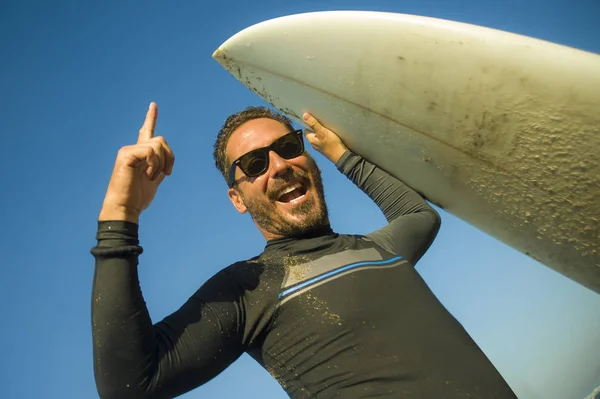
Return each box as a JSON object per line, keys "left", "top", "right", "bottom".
{"left": 91, "top": 103, "right": 517, "bottom": 398}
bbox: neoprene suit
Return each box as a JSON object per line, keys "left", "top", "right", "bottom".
{"left": 91, "top": 151, "right": 517, "bottom": 398}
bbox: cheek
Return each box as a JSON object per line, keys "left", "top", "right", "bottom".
{"left": 299, "top": 155, "right": 321, "bottom": 176}
{"left": 254, "top": 174, "right": 270, "bottom": 192}
{"left": 290, "top": 155, "right": 313, "bottom": 171}
{"left": 240, "top": 177, "right": 270, "bottom": 200}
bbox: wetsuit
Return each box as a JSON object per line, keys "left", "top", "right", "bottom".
{"left": 91, "top": 151, "right": 517, "bottom": 398}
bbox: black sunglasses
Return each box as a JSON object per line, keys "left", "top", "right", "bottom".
{"left": 228, "top": 129, "right": 305, "bottom": 187}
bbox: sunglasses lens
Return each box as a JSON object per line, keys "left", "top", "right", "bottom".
{"left": 274, "top": 132, "right": 303, "bottom": 159}
{"left": 239, "top": 149, "right": 268, "bottom": 177}
{"left": 233, "top": 131, "right": 304, "bottom": 182}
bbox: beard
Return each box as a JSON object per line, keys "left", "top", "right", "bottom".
{"left": 239, "top": 157, "right": 330, "bottom": 238}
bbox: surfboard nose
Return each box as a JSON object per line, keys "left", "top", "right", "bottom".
{"left": 212, "top": 48, "right": 225, "bottom": 63}
{"left": 212, "top": 47, "right": 235, "bottom": 74}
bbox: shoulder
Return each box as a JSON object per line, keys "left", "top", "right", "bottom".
{"left": 340, "top": 233, "right": 413, "bottom": 263}
{"left": 207, "top": 255, "right": 286, "bottom": 295}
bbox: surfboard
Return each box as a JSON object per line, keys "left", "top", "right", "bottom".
{"left": 212, "top": 11, "right": 600, "bottom": 294}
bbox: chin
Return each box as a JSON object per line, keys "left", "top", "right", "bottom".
{"left": 289, "top": 206, "right": 329, "bottom": 232}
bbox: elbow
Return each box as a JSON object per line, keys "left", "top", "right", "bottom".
{"left": 425, "top": 208, "right": 442, "bottom": 237}
{"left": 411, "top": 210, "right": 442, "bottom": 265}
{"left": 96, "top": 387, "right": 154, "bottom": 399}
{"left": 95, "top": 374, "right": 155, "bottom": 399}
{"left": 433, "top": 210, "right": 442, "bottom": 232}
{"left": 96, "top": 383, "right": 140, "bottom": 399}
{"left": 92, "top": 342, "right": 161, "bottom": 399}
{"left": 96, "top": 385, "right": 126, "bottom": 399}
{"left": 96, "top": 389, "right": 125, "bottom": 399}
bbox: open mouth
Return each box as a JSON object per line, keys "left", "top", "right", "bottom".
{"left": 276, "top": 182, "right": 308, "bottom": 204}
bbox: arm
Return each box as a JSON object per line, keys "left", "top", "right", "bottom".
{"left": 91, "top": 104, "right": 244, "bottom": 398}
{"left": 91, "top": 221, "right": 246, "bottom": 399}
{"left": 302, "top": 113, "right": 440, "bottom": 265}
{"left": 336, "top": 151, "right": 440, "bottom": 265}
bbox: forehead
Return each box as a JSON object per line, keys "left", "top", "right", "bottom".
{"left": 226, "top": 118, "right": 292, "bottom": 162}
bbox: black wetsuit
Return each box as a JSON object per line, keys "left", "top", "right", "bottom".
{"left": 91, "top": 151, "right": 517, "bottom": 398}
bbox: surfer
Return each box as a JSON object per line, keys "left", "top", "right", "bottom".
{"left": 91, "top": 102, "right": 517, "bottom": 398}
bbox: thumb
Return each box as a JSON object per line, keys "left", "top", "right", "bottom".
{"left": 305, "top": 131, "right": 319, "bottom": 146}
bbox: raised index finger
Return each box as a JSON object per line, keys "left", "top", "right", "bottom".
{"left": 138, "top": 102, "right": 158, "bottom": 143}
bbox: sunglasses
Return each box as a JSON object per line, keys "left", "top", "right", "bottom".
{"left": 228, "top": 129, "right": 305, "bottom": 187}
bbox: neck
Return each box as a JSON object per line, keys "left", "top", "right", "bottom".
{"left": 262, "top": 223, "right": 334, "bottom": 243}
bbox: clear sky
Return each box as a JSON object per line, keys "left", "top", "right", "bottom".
{"left": 1, "top": 0, "right": 599, "bottom": 398}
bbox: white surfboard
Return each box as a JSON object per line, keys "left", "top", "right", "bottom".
{"left": 212, "top": 11, "right": 600, "bottom": 294}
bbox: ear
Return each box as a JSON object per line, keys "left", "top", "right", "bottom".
{"left": 228, "top": 187, "right": 247, "bottom": 214}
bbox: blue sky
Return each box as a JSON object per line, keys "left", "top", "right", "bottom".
{"left": 1, "top": 0, "right": 599, "bottom": 398}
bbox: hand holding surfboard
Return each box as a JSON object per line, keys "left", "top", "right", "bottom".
{"left": 303, "top": 112, "right": 348, "bottom": 163}
{"left": 99, "top": 102, "right": 175, "bottom": 224}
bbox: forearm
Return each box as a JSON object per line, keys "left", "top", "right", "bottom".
{"left": 336, "top": 151, "right": 441, "bottom": 263}
{"left": 91, "top": 221, "right": 160, "bottom": 398}
{"left": 336, "top": 151, "right": 436, "bottom": 219}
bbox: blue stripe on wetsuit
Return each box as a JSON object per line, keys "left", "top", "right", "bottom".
{"left": 279, "top": 256, "right": 403, "bottom": 299}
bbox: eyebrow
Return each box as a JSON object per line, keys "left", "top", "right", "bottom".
{"left": 233, "top": 131, "right": 295, "bottom": 159}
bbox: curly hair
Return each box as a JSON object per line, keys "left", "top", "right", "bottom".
{"left": 213, "top": 106, "right": 295, "bottom": 183}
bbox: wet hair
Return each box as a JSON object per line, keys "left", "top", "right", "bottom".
{"left": 213, "top": 106, "right": 295, "bottom": 183}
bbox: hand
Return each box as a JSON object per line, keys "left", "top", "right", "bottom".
{"left": 98, "top": 102, "right": 175, "bottom": 224}
{"left": 302, "top": 113, "right": 348, "bottom": 163}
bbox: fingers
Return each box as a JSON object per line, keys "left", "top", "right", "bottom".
{"left": 303, "top": 113, "right": 324, "bottom": 136}
{"left": 301, "top": 111, "right": 348, "bottom": 163}
{"left": 121, "top": 145, "right": 158, "bottom": 180}
{"left": 154, "top": 136, "right": 175, "bottom": 176}
{"left": 302, "top": 113, "right": 321, "bottom": 147}
{"left": 145, "top": 141, "right": 165, "bottom": 180}
{"left": 138, "top": 102, "right": 158, "bottom": 143}
{"left": 144, "top": 136, "right": 175, "bottom": 179}
{"left": 146, "top": 151, "right": 161, "bottom": 181}
{"left": 121, "top": 136, "right": 175, "bottom": 180}
{"left": 133, "top": 102, "right": 174, "bottom": 177}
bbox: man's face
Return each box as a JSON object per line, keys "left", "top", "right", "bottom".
{"left": 226, "top": 118, "right": 329, "bottom": 240}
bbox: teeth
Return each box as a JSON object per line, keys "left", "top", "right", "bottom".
{"left": 280, "top": 184, "right": 301, "bottom": 196}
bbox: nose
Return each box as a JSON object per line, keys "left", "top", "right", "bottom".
{"left": 268, "top": 150, "right": 292, "bottom": 179}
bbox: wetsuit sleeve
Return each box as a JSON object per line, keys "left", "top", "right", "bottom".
{"left": 336, "top": 151, "right": 441, "bottom": 265}
{"left": 90, "top": 221, "right": 246, "bottom": 399}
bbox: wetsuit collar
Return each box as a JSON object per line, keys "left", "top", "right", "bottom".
{"left": 264, "top": 225, "right": 336, "bottom": 252}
